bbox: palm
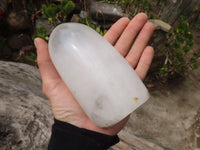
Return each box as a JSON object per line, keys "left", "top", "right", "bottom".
{"left": 36, "top": 13, "right": 154, "bottom": 135}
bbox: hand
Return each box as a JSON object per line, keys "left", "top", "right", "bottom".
{"left": 35, "top": 13, "right": 154, "bottom": 135}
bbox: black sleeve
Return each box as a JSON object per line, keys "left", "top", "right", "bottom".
{"left": 48, "top": 119, "right": 119, "bottom": 150}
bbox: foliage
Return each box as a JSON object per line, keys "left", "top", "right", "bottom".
{"left": 191, "top": 51, "right": 200, "bottom": 69}
{"left": 32, "top": 27, "right": 49, "bottom": 41}
{"left": 79, "top": 17, "right": 107, "bottom": 36}
{"left": 26, "top": 52, "right": 37, "bottom": 63}
{"left": 42, "top": 0, "right": 75, "bottom": 26}
{"left": 194, "top": 21, "right": 200, "bottom": 31}
{"left": 159, "top": 16, "right": 200, "bottom": 79}
{"left": 27, "top": 3, "right": 37, "bottom": 14}
{"left": 0, "top": 36, "right": 6, "bottom": 48}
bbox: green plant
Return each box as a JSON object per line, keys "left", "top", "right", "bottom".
{"left": 119, "top": 0, "right": 131, "bottom": 5}
{"left": 159, "top": 16, "right": 199, "bottom": 79}
{"left": 32, "top": 27, "right": 49, "bottom": 41}
{"left": 190, "top": 51, "right": 200, "bottom": 69}
{"left": 0, "top": 36, "right": 6, "bottom": 48}
{"left": 79, "top": 17, "right": 107, "bottom": 36}
{"left": 42, "top": 0, "right": 75, "bottom": 25}
{"left": 26, "top": 52, "right": 37, "bottom": 62}
{"left": 27, "top": 3, "right": 37, "bottom": 14}
{"left": 101, "top": 0, "right": 116, "bottom": 4}
{"left": 194, "top": 21, "right": 200, "bottom": 31}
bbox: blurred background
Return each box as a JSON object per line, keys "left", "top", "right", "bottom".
{"left": 0, "top": 0, "right": 200, "bottom": 83}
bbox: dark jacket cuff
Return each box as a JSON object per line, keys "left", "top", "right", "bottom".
{"left": 48, "top": 119, "right": 119, "bottom": 150}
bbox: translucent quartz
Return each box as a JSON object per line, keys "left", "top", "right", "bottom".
{"left": 49, "top": 23, "right": 150, "bottom": 127}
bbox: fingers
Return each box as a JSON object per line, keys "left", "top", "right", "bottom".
{"left": 135, "top": 46, "right": 154, "bottom": 81}
{"left": 35, "top": 38, "right": 60, "bottom": 84}
{"left": 125, "top": 22, "right": 155, "bottom": 68}
{"left": 104, "top": 17, "right": 130, "bottom": 45}
{"left": 104, "top": 13, "right": 155, "bottom": 81}
{"left": 114, "top": 13, "right": 148, "bottom": 56}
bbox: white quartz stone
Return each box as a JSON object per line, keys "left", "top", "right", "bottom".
{"left": 49, "top": 23, "right": 150, "bottom": 127}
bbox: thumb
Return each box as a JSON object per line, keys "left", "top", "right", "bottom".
{"left": 34, "top": 38, "right": 61, "bottom": 86}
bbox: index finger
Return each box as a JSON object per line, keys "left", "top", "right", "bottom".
{"left": 104, "top": 17, "right": 130, "bottom": 45}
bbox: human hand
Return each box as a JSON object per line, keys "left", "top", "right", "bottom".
{"left": 35, "top": 13, "right": 154, "bottom": 135}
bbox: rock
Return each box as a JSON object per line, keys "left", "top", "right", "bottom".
{"left": 0, "top": 61, "right": 53, "bottom": 149}
{"left": 124, "top": 67, "right": 200, "bottom": 150}
{"left": 194, "top": 111, "right": 200, "bottom": 148}
{"left": 110, "top": 130, "right": 166, "bottom": 150}
{"left": 89, "top": 1, "right": 123, "bottom": 24}
{"left": 148, "top": 19, "right": 172, "bottom": 32}
{"left": 70, "top": 14, "right": 80, "bottom": 23}
{"left": 7, "top": 34, "right": 32, "bottom": 50}
{"left": 7, "top": 11, "right": 31, "bottom": 31}
{"left": 110, "top": 141, "right": 135, "bottom": 150}
{"left": 118, "top": 131, "right": 165, "bottom": 150}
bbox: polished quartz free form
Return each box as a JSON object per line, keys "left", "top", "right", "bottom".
{"left": 49, "top": 23, "right": 149, "bottom": 127}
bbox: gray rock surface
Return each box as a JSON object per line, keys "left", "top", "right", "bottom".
{"left": 0, "top": 61, "right": 53, "bottom": 150}
{"left": 122, "top": 68, "right": 200, "bottom": 150}
{"left": 89, "top": 1, "right": 123, "bottom": 25}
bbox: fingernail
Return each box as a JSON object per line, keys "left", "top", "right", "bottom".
{"left": 34, "top": 38, "right": 38, "bottom": 49}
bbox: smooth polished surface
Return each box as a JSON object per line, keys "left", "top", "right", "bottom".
{"left": 49, "top": 23, "right": 149, "bottom": 127}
